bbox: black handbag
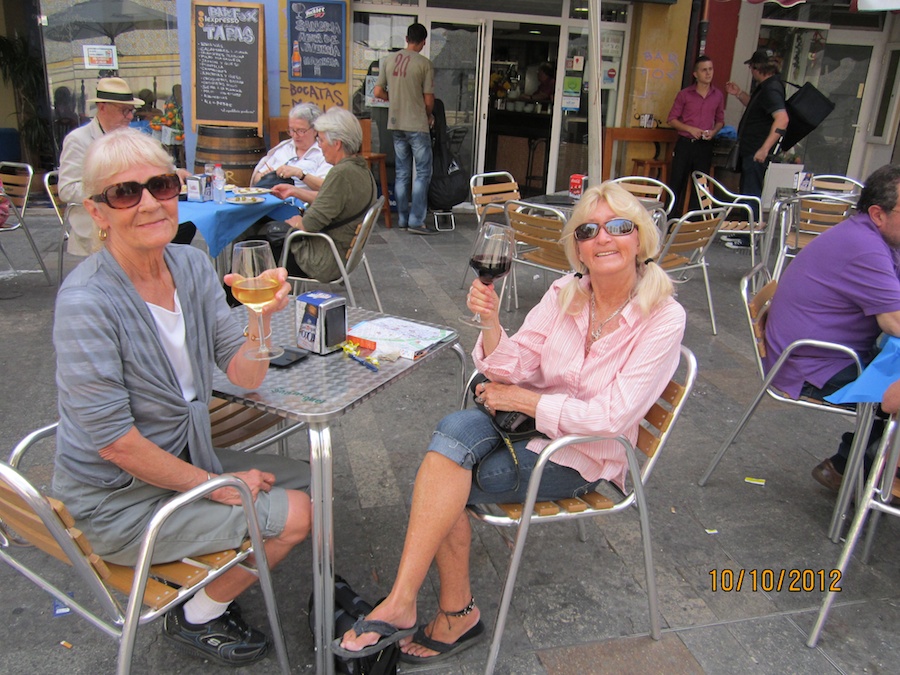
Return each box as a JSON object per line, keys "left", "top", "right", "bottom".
{"left": 779, "top": 81, "right": 836, "bottom": 153}
{"left": 469, "top": 374, "right": 546, "bottom": 492}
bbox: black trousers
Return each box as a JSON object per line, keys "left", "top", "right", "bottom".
{"left": 668, "top": 136, "right": 713, "bottom": 216}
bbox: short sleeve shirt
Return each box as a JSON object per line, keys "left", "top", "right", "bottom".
{"left": 375, "top": 49, "right": 434, "bottom": 133}
{"left": 739, "top": 75, "right": 786, "bottom": 155}
{"left": 763, "top": 213, "right": 900, "bottom": 397}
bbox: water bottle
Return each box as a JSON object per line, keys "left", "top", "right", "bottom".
{"left": 212, "top": 163, "right": 226, "bottom": 204}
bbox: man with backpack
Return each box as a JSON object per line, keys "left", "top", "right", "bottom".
{"left": 374, "top": 23, "right": 436, "bottom": 235}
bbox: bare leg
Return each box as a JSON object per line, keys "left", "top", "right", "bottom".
{"left": 339, "top": 452, "right": 475, "bottom": 652}
{"left": 401, "top": 510, "right": 482, "bottom": 658}
{"left": 204, "top": 490, "right": 311, "bottom": 602}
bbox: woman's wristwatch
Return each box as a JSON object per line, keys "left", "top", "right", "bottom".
{"left": 298, "top": 169, "right": 306, "bottom": 181}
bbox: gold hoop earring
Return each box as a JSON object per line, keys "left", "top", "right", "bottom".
{"left": 98, "top": 229, "right": 108, "bottom": 241}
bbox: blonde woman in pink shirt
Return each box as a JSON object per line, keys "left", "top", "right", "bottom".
{"left": 335, "top": 182, "right": 686, "bottom": 664}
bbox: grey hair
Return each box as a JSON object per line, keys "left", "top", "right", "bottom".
{"left": 288, "top": 102, "right": 323, "bottom": 125}
{"left": 314, "top": 106, "right": 362, "bottom": 156}
{"left": 858, "top": 164, "right": 900, "bottom": 213}
{"left": 82, "top": 128, "right": 174, "bottom": 197}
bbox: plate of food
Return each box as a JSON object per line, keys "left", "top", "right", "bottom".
{"left": 232, "top": 186, "right": 271, "bottom": 196}
{"left": 224, "top": 184, "right": 238, "bottom": 192}
{"left": 226, "top": 196, "right": 265, "bottom": 205}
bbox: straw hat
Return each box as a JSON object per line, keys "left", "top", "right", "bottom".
{"left": 86, "top": 78, "right": 144, "bottom": 106}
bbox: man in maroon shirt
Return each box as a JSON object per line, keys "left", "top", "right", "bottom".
{"left": 667, "top": 56, "right": 725, "bottom": 215}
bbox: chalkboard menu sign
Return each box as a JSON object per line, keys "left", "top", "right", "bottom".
{"left": 191, "top": 1, "right": 264, "bottom": 131}
{"left": 288, "top": 1, "right": 346, "bottom": 84}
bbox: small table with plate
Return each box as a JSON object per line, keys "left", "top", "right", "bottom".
{"left": 179, "top": 189, "right": 302, "bottom": 273}
{"left": 212, "top": 306, "right": 466, "bottom": 674}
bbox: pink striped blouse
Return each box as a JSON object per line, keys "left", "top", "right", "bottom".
{"left": 474, "top": 277, "right": 686, "bottom": 488}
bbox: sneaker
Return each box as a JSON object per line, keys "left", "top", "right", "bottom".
{"left": 163, "top": 601, "right": 269, "bottom": 666}
{"left": 724, "top": 240, "right": 751, "bottom": 250}
{"left": 408, "top": 224, "right": 437, "bottom": 235}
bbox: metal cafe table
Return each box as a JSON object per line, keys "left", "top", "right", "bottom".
{"left": 212, "top": 306, "right": 466, "bottom": 674}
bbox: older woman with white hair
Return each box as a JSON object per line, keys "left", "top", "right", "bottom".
{"left": 335, "top": 181, "right": 686, "bottom": 664}
{"left": 52, "top": 128, "right": 312, "bottom": 667}
{"left": 272, "top": 106, "right": 377, "bottom": 282}
{"left": 251, "top": 102, "right": 331, "bottom": 198}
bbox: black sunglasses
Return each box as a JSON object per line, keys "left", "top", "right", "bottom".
{"left": 91, "top": 173, "right": 181, "bottom": 209}
{"left": 574, "top": 218, "right": 637, "bottom": 240}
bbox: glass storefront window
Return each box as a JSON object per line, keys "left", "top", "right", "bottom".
{"left": 350, "top": 11, "right": 415, "bottom": 124}
{"left": 762, "top": 2, "right": 882, "bottom": 30}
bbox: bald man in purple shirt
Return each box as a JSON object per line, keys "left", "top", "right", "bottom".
{"left": 762, "top": 164, "right": 900, "bottom": 492}
{"left": 667, "top": 56, "right": 725, "bottom": 215}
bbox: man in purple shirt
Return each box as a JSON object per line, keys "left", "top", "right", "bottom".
{"left": 762, "top": 164, "right": 900, "bottom": 491}
{"left": 667, "top": 56, "right": 725, "bottom": 215}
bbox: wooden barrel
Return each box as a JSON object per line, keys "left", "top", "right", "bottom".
{"left": 194, "top": 125, "right": 266, "bottom": 187}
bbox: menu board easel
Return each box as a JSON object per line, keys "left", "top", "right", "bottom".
{"left": 191, "top": 1, "right": 264, "bottom": 135}
{"left": 288, "top": 0, "right": 346, "bottom": 83}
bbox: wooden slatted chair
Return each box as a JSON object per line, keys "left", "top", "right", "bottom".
{"left": 0, "top": 423, "right": 290, "bottom": 675}
{"left": 461, "top": 172, "right": 522, "bottom": 289}
{"left": 0, "top": 161, "right": 53, "bottom": 284}
{"left": 280, "top": 195, "right": 385, "bottom": 312}
{"left": 610, "top": 175, "right": 676, "bottom": 216}
{"left": 698, "top": 263, "right": 862, "bottom": 487}
{"left": 657, "top": 207, "right": 727, "bottom": 334}
{"left": 468, "top": 346, "right": 698, "bottom": 675}
{"left": 811, "top": 174, "right": 863, "bottom": 196}
{"left": 498, "top": 199, "right": 569, "bottom": 311}
{"left": 208, "top": 396, "right": 305, "bottom": 453}
{"left": 772, "top": 194, "right": 854, "bottom": 279}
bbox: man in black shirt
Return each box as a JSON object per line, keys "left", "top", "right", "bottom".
{"left": 725, "top": 49, "right": 789, "bottom": 217}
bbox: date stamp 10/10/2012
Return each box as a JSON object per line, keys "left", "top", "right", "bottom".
{"left": 709, "top": 568, "right": 842, "bottom": 593}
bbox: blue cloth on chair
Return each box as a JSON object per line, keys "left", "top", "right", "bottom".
{"left": 826, "top": 336, "right": 900, "bottom": 404}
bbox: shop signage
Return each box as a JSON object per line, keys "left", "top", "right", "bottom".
{"left": 191, "top": 1, "right": 264, "bottom": 133}
{"left": 288, "top": 1, "right": 346, "bottom": 83}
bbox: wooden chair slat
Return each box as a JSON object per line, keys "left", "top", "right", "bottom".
{"left": 533, "top": 501, "right": 559, "bottom": 516}
{"left": 190, "top": 549, "right": 239, "bottom": 569}
{"left": 104, "top": 563, "right": 180, "bottom": 611}
{"left": 580, "top": 491, "right": 615, "bottom": 510}
{"left": 150, "top": 560, "right": 209, "bottom": 589}
{"left": 498, "top": 503, "right": 523, "bottom": 519}
{"left": 556, "top": 498, "right": 588, "bottom": 513}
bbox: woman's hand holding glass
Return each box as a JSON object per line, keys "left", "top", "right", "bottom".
{"left": 228, "top": 241, "right": 290, "bottom": 360}
{"left": 467, "top": 278, "right": 501, "bottom": 326}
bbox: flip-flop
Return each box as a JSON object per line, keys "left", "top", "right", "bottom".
{"left": 330, "top": 618, "right": 416, "bottom": 659}
{"left": 399, "top": 619, "right": 486, "bottom": 664}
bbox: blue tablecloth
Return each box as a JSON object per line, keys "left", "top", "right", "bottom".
{"left": 178, "top": 193, "right": 301, "bottom": 257}
{"left": 826, "top": 336, "right": 900, "bottom": 405}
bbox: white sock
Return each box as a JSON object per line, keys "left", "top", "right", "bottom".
{"left": 183, "top": 589, "right": 231, "bottom": 625}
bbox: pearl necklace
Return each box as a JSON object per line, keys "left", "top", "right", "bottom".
{"left": 589, "top": 294, "right": 631, "bottom": 342}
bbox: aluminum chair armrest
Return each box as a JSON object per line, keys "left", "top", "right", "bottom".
{"left": 8, "top": 421, "right": 59, "bottom": 469}
{"left": 763, "top": 338, "right": 863, "bottom": 393}
{"left": 278, "top": 228, "right": 343, "bottom": 269}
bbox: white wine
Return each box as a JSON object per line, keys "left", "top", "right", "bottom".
{"left": 232, "top": 277, "right": 279, "bottom": 311}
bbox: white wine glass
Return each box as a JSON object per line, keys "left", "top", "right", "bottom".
{"left": 231, "top": 241, "right": 284, "bottom": 361}
{"left": 460, "top": 221, "right": 515, "bottom": 329}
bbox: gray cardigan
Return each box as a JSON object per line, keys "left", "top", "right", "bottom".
{"left": 53, "top": 245, "right": 244, "bottom": 489}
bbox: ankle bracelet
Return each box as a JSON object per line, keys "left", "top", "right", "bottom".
{"left": 443, "top": 596, "right": 476, "bottom": 618}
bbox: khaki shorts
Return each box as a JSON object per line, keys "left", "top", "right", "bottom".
{"left": 53, "top": 449, "right": 309, "bottom": 566}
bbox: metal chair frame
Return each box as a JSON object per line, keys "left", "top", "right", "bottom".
{"left": 698, "top": 264, "right": 863, "bottom": 502}
{"left": 0, "top": 161, "right": 53, "bottom": 284}
{"left": 691, "top": 171, "right": 767, "bottom": 270}
{"left": 810, "top": 174, "right": 863, "bottom": 196}
{"left": 610, "top": 175, "right": 676, "bottom": 216}
{"left": 467, "top": 346, "right": 698, "bottom": 675}
{"left": 657, "top": 206, "right": 727, "bottom": 334}
{"left": 279, "top": 195, "right": 385, "bottom": 313}
{"left": 0, "top": 423, "right": 290, "bottom": 675}
{"left": 771, "top": 194, "right": 855, "bottom": 280}
{"left": 43, "top": 170, "right": 68, "bottom": 286}
{"left": 806, "top": 414, "right": 900, "bottom": 647}
{"left": 497, "top": 199, "right": 569, "bottom": 311}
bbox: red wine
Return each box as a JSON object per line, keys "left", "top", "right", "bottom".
{"left": 470, "top": 255, "right": 512, "bottom": 283}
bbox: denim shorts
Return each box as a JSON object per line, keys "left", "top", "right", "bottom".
{"left": 428, "top": 409, "right": 600, "bottom": 504}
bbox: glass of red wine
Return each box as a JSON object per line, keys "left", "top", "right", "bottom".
{"left": 460, "top": 221, "right": 515, "bottom": 329}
